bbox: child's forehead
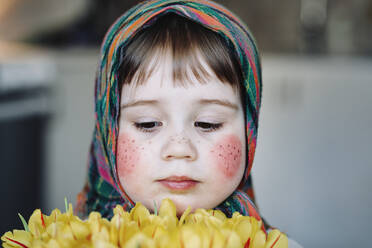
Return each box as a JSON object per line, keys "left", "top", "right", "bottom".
{"left": 120, "top": 65, "right": 240, "bottom": 110}
{"left": 121, "top": 50, "right": 240, "bottom": 100}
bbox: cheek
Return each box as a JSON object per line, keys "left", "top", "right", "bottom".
{"left": 210, "top": 134, "right": 243, "bottom": 179}
{"left": 116, "top": 133, "right": 141, "bottom": 177}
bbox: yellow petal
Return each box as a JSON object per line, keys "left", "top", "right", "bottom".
{"left": 46, "top": 239, "right": 61, "bottom": 248}
{"left": 46, "top": 222, "right": 58, "bottom": 239}
{"left": 67, "top": 203, "right": 74, "bottom": 216}
{"left": 2, "top": 243, "right": 13, "bottom": 248}
{"left": 28, "top": 209, "right": 46, "bottom": 237}
{"left": 1, "top": 230, "right": 32, "bottom": 248}
{"left": 55, "top": 224, "right": 76, "bottom": 246}
{"left": 93, "top": 239, "right": 117, "bottom": 248}
{"left": 251, "top": 230, "right": 266, "bottom": 248}
{"left": 232, "top": 212, "right": 243, "bottom": 219}
{"left": 194, "top": 208, "right": 210, "bottom": 217}
{"left": 153, "top": 225, "right": 168, "bottom": 239}
{"left": 110, "top": 214, "right": 121, "bottom": 244}
{"left": 113, "top": 204, "right": 125, "bottom": 215}
{"left": 87, "top": 211, "right": 102, "bottom": 234}
{"left": 206, "top": 209, "right": 227, "bottom": 222}
{"left": 119, "top": 221, "right": 140, "bottom": 246}
{"left": 209, "top": 229, "right": 226, "bottom": 248}
{"left": 44, "top": 209, "right": 61, "bottom": 226}
{"left": 203, "top": 216, "right": 223, "bottom": 230}
{"left": 130, "top": 202, "right": 150, "bottom": 228}
{"left": 249, "top": 217, "right": 261, "bottom": 240}
{"left": 70, "top": 219, "right": 90, "bottom": 240}
{"left": 184, "top": 212, "right": 205, "bottom": 225}
{"left": 265, "top": 229, "right": 288, "bottom": 248}
{"left": 223, "top": 230, "right": 242, "bottom": 248}
{"left": 113, "top": 205, "right": 131, "bottom": 223}
{"left": 92, "top": 225, "right": 110, "bottom": 243}
{"left": 179, "top": 206, "right": 191, "bottom": 226}
{"left": 124, "top": 233, "right": 155, "bottom": 248}
{"left": 160, "top": 215, "right": 178, "bottom": 229}
{"left": 1, "top": 231, "right": 13, "bottom": 242}
{"left": 31, "top": 239, "right": 47, "bottom": 248}
{"left": 158, "top": 198, "right": 177, "bottom": 219}
{"left": 180, "top": 226, "right": 202, "bottom": 248}
{"left": 153, "top": 227, "right": 174, "bottom": 248}
{"left": 235, "top": 219, "right": 252, "bottom": 246}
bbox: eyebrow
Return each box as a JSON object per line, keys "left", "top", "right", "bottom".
{"left": 198, "top": 99, "right": 239, "bottom": 110}
{"left": 122, "top": 99, "right": 239, "bottom": 110}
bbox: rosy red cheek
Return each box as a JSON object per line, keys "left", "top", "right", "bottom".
{"left": 210, "top": 135, "right": 243, "bottom": 179}
{"left": 116, "top": 133, "right": 141, "bottom": 177}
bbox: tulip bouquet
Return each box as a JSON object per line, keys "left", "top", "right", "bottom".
{"left": 1, "top": 199, "right": 287, "bottom": 248}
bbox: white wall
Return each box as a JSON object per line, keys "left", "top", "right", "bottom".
{"left": 44, "top": 48, "right": 97, "bottom": 214}
{"left": 253, "top": 55, "right": 372, "bottom": 247}
{"left": 45, "top": 50, "right": 372, "bottom": 247}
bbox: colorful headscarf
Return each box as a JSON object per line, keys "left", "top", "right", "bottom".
{"left": 77, "top": 0, "right": 262, "bottom": 224}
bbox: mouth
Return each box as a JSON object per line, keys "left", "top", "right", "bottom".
{"left": 157, "top": 176, "right": 199, "bottom": 191}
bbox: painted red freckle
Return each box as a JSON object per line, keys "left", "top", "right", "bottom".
{"left": 211, "top": 134, "right": 243, "bottom": 179}
{"left": 117, "top": 133, "right": 140, "bottom": 177}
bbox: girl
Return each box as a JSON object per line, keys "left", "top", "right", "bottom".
{"left": 77, "top": 0, "right": 265, "bottom": 230}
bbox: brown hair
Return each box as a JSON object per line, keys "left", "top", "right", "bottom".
{"left": 118, "top": 13, "right": 246, "bottom": 106}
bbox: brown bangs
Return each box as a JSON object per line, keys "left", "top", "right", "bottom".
{"left": 118, "top": 13, "right": 244, "bottom": 95}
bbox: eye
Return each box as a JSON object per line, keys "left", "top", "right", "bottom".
{"left": 134, "top": 121, "right": 163, "bottom": 133}
{"left": 194, "top": 122, "right": 223, "bottom": 132}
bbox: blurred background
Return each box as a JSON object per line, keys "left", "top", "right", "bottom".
{"left": 0, "top": 0, "right": 371, "bottom": 247}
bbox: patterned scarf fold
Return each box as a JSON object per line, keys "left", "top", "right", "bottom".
{"left": 77, "top": 0, "right": 262, "bottom": 226}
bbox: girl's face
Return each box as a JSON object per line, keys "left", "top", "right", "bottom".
{"left": 116, "top": 54, "right": 246, "bottom": 216}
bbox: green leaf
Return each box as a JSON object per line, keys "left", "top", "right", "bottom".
{"left": 18, "top": 213, "right": 29, "bottom": 232}
{"left": 65, "top": 197, "right": 68, "bottom": 213}
{"left": 153, "top": 200, "right": 158, "bottom": 216}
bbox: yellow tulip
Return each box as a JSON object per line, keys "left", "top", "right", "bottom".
{"left": 1, "top": 230, "right": 31, "bottom": 248}
{"left": 1, "top": 198, "right": 288, "bottom": 248}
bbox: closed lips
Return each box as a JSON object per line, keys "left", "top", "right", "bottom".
{"left": 157, "top": 176, "right": 199, "bottom": 190}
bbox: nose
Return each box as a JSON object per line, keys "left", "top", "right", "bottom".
{"left": 161, "top": 133, "right": 197, "bottom": 161}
